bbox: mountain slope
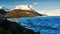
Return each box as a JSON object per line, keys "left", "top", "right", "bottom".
{"left": 5, "top": 5, "right": 43, "bottom": 18}
{"left": 0, "top": 6, "right": 7, "bottom": 17}
{"left": 5, "top": 9, "right": 42, "bottom": 18}
{"left": 0, "top": 19, "right": 39, "bottom": 34}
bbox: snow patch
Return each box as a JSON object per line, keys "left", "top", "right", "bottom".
{"left": 14, "top": 5, "right": 31, "bottom": 10}
{"left": 0, "top": 6, "right": 3, "bottom": 9}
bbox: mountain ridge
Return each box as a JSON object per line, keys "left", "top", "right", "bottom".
{"left": 5, "top": 5, "right": 43, "bottom": 18}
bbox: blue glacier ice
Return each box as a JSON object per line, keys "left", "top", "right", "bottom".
{"left": 6, "top": 16, "right": 60, "bottom": 34}
{"left": 18, "top": 16, "right": 60, "bottom": 34}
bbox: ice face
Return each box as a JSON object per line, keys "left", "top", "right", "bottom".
{"left": 19, "top": 16, "right": 60, "bottom": 34}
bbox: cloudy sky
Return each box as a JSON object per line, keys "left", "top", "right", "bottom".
{"left": 0, "top": 0, "right": 60, "bottom": 16}
{"left": 0, "top": 0, "right": 60, "bottom": 10}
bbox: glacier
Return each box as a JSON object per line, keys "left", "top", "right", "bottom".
{"left": 18, "top": 16, "right": 60, "bottom": 34}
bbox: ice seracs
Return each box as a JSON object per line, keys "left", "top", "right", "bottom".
{"left": 14, "top": 5, "right": 31, "bottom": 10}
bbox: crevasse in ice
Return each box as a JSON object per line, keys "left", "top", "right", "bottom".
{"left": 18, "top": 16, "right": 60, "bottom": 34}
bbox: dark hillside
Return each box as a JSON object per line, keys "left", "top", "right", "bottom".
{"left": 0, "top": 19, "right": 40, "bottom": 34}
{"left": 0, "top": 9, "right": 7, "bottom": 17}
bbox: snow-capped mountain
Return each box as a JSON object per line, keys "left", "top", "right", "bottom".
{"left": 5, "top": 5, "right": 43, "bottom": 18}
{"left": 13, "top": 5, "right": 46, "bottom": 16}
{"left": 0, "top": 6, "right": 3, "bottom": 9}
{"left": 14, "top": 5, "right": 32, "bottom": 10}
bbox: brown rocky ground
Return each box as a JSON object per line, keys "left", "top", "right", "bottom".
{"left": 5, "top": 9, "right": 43, "bottom": 18}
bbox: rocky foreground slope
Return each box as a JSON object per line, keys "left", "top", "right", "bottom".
{"left": 0, "top": 19, "right": 40, "bottom": 34}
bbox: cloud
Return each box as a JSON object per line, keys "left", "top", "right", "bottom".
{"left": 33, "top": 2, "right": 39, "bottom": 5}
{"left": 37, "top": 9, "right": 60, "bottom": 16}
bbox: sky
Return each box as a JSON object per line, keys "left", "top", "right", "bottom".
{"left": 0, "top": 0, "right": 60, "bottom": 11}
